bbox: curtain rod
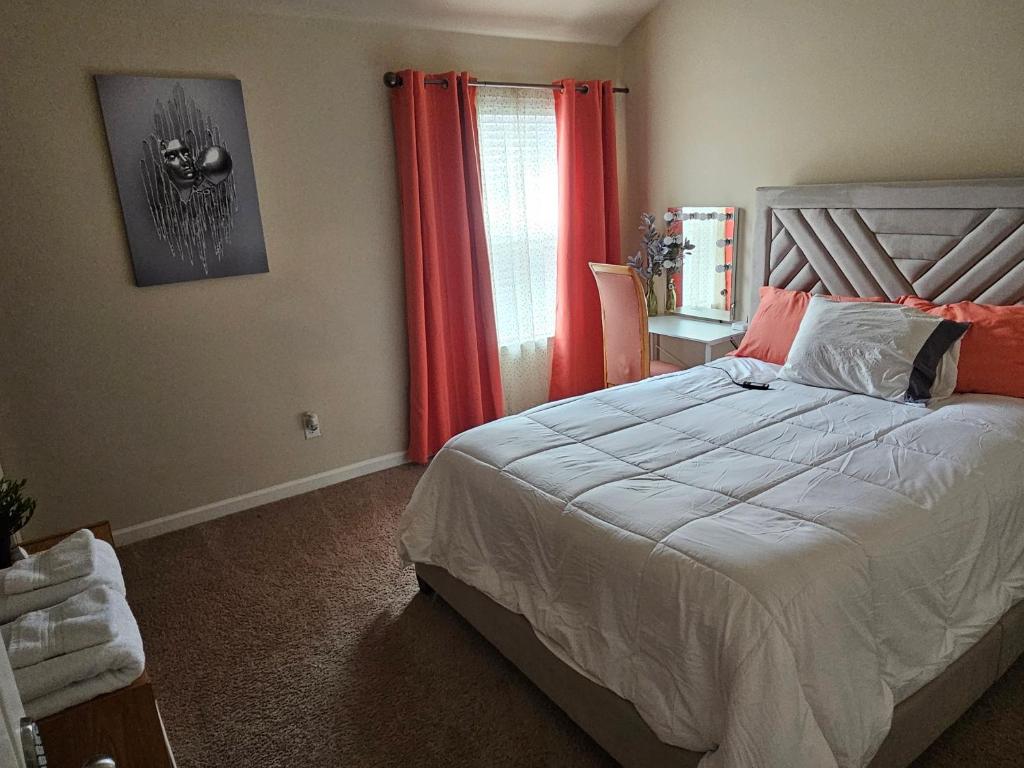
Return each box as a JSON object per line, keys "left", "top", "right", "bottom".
{"left": 382, "top": 71, "right": 628, "bottom": 94}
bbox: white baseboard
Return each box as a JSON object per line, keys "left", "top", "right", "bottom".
{"left": 113, "top": 451, "right": 408, "bottom": 545}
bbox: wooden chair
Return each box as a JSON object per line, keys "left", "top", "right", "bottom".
{"left": 589, "top": 263, "right": 683, "bottom": 387}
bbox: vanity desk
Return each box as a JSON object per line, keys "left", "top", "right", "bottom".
{"left": 648, "top": 314, "right": 743, "bottom": 365}
{"left": 649, "top": 205, "right": 742, "bottom": 367}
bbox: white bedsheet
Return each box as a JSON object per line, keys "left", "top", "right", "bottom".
{"left": 397, "top": 357, "right": 1024, "bottom": 768}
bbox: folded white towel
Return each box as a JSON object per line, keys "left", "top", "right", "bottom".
{"left": 0, "top": 534, "right": 124, "bottom": 624}
{"left": 1, "top": 530, "right": 96, "bottom": 595}
{"left": 2, "top": 587, "right": 146, "bottom": 719}
{"left": 2, "top": 586, "right": 121, "bottom": 670}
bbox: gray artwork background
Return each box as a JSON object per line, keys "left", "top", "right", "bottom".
{"left": 96, "top": 75, "right": 268, "bottom": 286}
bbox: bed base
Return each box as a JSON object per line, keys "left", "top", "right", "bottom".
{"left": 416, "top": 563, "right": 1024, "bottom": 768}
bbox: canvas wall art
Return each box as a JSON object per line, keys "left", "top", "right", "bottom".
{"left": 96, "top": 75, "right": 268, "bottom": 286}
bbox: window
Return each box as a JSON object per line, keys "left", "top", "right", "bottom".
{"left": 476, "top": 88, "right": 559, "bottom": 412}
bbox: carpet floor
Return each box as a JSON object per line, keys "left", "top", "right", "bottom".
{"left": 119, "top": 465, "right": 1024, "bottom": 768}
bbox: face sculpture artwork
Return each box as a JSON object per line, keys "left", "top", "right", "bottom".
{"left": 159, "top": 138, "right": 198, "bottom": 193}
{"left": 140, "top": 83, "right": 239, "bottom": 274}
{"left": 159, "top": 136, "right": 233, "bottom": 202}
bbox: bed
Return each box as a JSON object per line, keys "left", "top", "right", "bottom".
{"left": 398, "top": 179, "right": 1024, "bottom": 768}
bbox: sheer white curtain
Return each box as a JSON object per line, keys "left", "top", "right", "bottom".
{"left": 476, "top": 88, "right": 559, "bottom": 414}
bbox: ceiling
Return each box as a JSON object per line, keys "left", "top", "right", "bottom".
{"left": 235, "top": 0, "right": 660, "bottom": 45}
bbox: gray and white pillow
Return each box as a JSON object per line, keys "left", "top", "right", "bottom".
{"left": 778, "top": 297, "right": 970, "bottom": 405}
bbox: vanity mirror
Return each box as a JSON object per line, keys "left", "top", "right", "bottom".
{"left": 666, "top": 206, "right": 739, "bottom": 322}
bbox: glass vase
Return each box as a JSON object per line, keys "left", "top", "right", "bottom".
{"left": 665, "top": 274, "right": 678, "bottom": 314}
{"left": 646, "top": 280, "right": 659, "bottom": 317}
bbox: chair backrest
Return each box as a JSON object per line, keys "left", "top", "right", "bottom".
{"left": 589, "top": 263, "right": 650, "bottom": 387}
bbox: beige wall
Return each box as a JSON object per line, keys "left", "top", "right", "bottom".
{"left": 621, "top": 0, "right": 1024, "bottom": 341}
{"left": 0, "top": 0, "right": 620, "bottom": 536}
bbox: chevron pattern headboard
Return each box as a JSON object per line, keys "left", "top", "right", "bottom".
{"left": 752, "top": 179, "right": 1024, "bottom": 309}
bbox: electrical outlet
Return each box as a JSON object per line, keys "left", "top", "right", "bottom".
{"left": 302, "top": 412, "right": 321, "bottom": 440}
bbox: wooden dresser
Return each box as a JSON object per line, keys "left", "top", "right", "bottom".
{"left": 22, "top": 522, "right": 176, "bottom": 768}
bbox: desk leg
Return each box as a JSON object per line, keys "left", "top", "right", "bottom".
{"left": 705, "top": 343, "right": 713, "bottom": 365}
{"left": 651, "top": 333, "right": 660, "bottom": 361}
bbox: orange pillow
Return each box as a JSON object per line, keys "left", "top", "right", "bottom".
{"left": 896, "top": 296, "right": 1024, "bottom": 397}
{"left": 897, "top": 296, "right": 936, "bottom": 312}
{"left": 733, "top": 287, "right": 885, "bottom": 365}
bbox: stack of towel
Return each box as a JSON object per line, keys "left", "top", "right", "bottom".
{"left": 0, "top": 530, "right": 145, "bottom": 718}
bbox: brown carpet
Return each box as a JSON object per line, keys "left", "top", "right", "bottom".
{"left": 119, "top": 465, "right": 1024, "bottom": 768}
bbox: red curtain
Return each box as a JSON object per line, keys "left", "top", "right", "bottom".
{"left": 549, "top": 80, "right": 621, "bottom": 401}
{"left": 389, "top": 71, "right": 504, "bottom": 463}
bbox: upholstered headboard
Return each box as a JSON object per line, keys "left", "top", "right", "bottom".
{"left": 752, "top": 179, "right": 1024, "bottom": 310}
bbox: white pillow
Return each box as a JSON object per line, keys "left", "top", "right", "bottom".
{"left": 777, "top": 297, "right": 970, "bottom": 405}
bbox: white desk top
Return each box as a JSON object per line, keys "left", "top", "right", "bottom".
{"left": 648, "top": 314, "right": 742, "bottom": 344}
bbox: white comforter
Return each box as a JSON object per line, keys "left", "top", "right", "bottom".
{"left": 397, "top": 358, "right": 1024, "bottom": 768}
